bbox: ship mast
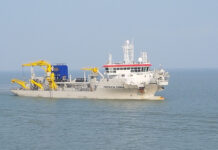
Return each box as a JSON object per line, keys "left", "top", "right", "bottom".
{"left": 122, "top": 40, "right": 134, "bottom": 64}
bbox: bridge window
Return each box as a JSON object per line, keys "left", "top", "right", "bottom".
{"left": 105, "top": 66, "right": 149, "bottom": 73}
{"left": 130, "top": 67, "right": 147, "bottom": 72}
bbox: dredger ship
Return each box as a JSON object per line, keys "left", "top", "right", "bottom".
{"left": 11, "top": 40, "right": 169, "bottom": 100}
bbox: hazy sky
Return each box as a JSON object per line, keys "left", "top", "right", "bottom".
{"left": 0, "top": 0, "right": 217, "bottom": 71}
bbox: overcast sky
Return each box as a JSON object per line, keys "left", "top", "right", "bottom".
{"left": 0, "top": 0, "right": 217, "bottom": 71}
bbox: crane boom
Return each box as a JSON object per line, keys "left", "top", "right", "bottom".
{"left": 30, "top": 79, "right": 44, "bottom": 90}
{"left": 81, "top": 67, "right": 104, "bottom": 79}
{"left": 22, "top": 60, "right": 52, "bottom": 73}
{"left": 11, "top": 79, "right": 29, "bottom": 89}
{"left": 81, "top": 67, "right": 99, "bottom": 73}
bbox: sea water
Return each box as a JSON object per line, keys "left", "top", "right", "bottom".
{"left": 0, "top": 69, "right": 218, "bottom": 150}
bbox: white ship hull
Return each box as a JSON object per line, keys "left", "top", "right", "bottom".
{"left": 11, "top": 84, "right": 164, "bottom": 100}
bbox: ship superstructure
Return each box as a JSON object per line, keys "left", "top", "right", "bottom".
{"left": 11, "top": 40, "right": 169, "bottom": 100}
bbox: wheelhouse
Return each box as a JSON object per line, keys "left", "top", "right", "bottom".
{"left": 103, "top": 64, "right": 152, "bottom": 74}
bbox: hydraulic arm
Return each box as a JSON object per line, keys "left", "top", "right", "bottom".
{"left": 81, "top": 67, "right": 104, "bottom": 78}
{"left": 22, "top": 60, "right": 52, "bottom": 73}
{"left": 11, "top": 79, "right": 29, "bottom": 89}
{"left": 30, "top": 79, "right": 44, "bottom": 90}
{"left": 81, "top": 67, "right": 99, "bottom": 73}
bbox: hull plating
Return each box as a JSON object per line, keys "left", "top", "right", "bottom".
{"left": 11, "top": 85, "right": 164, "bottom": 100}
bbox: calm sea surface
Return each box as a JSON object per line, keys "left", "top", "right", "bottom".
{"left": 0, "top": 69, "right": 218, "bottom": 150}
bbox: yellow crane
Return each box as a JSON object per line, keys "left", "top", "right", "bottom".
{"left": 81, "top": 67, "right": 99, "bottom": 73}
{"left": 22, "top": 60, "right": 52, "bottom": 73}
{"left": 22, "top": 60, "right": 58, "bottom": 90}
{"left": 46, "top": 72, "right": 57, "bottom": 90}
{"left": 30, "top": 79, "right": 44, "bottom": 90}
{"left": 81, "top": 67, "right": 104, "bottom": 79}
{"left": 11, "top": 79, "right": 29, "bottom": 89}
